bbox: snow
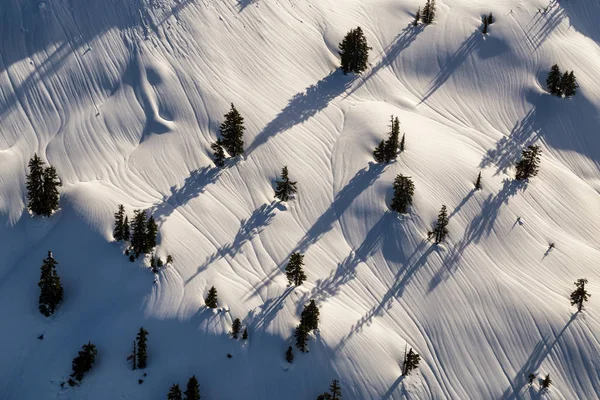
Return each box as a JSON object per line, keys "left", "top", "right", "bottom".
{"left": 1, "top": 0, "right": 599, "bottom": 398}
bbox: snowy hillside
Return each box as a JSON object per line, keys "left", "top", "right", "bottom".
{"left": 1, "top": 0, "right": 599, "bottom": 398}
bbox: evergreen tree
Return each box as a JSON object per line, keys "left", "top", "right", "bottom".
{"left": 482, "top": 15, "right": 489, "bottom": 34}
{"left": 127, "top": 340, "right": 137, "bottom": 370}
{"left": 338, "top": 27, "right": 372, "bottom": 75}
{"left": 402, "top": 348, "right": 421, "bottom": 375}
{"left": 383, "top": 116, "right": 400, "bottom": 162}
{"left": 231, "top": 318, "right": 242, "bottom": 339}
{"left": 294, "top": 323, "right": 309, "bottom": 353}
{"left": 184, "top": 375, "right": 201, "bottom": 400}
{"left": 220, "top": 104, "right": 245, "bottom": 157}
{"left": 130, "top": 209, "right": 148, "bottom": 257}
{"left": 570, "top": 278, "right": 590, "bottom": 312}
{"left": 527, "top": 373, "right": 536, "bottom": 387}
{"left": 390, "top": 175, "right": 415, "bottom": 214}
{"left": 422, "top": 0, "right": 436, "bottom": 24}
{"left": 274, "top": 166, "right": 298, "bottom": 202}
{"left": 285, "top": 346, "right": 294, "bottom": 363}
{"left": 300, "top": 300, "right": 320, "bottom": 331}
{"left": 541, "top": 374, "right": 552, "bottom": 391}
{"left": 26, "top": 154, "right": 45, "bottom": 215}
{"left": 515, "top": 145, "right": 542, "bottom": 180}
{"left": 285, "top": 252, "right": 307, "bottom": 287}
{"left": 38, "top": 251, "right": 64, "bottom": 317}
{"left": 475, "top": 172, "right": 482, "bottom": 190}
{"left": 113, "top": 204, "right": 126, "bottom": 241}
{"left": 373, "top": 140, "right": 386, "bottom": 163}
{"left": 413, "top": 7, "right": 421, "bottom": 26}
{"left": 242, "top": 327, "right": 248, "bottom": 340}
{"left": 146, "top": 215, "right": 158, "bottom": 253}
{"left": 123, "top": 216, "right": 130, "bottom": 241}
{"left": 41, "top": 166, "right": 61, "bottom": 217}
{"left": 546, "top": 65, "right": 562, "bottom": 95}
{"left": 211, "top": 139, "right": 226, "bottom": 167}
{"left": 562, "top": 71, "right": 578, "bottom": 97}
{"left": 70, "top": 342, "right": 98, "bottom": 382}
{"left": 317, "top": 380, "right": 342, "bottom": 400}
{"left": 434, "top": 205, "right": 449, "bottom": 244}
{"left": 487, "top": 12, "right": 494, "bottom": 24}
{"left": 559, "top": 71, "right": 570, "bottom": 96}
{"left": 205, "top": 286, "right": 218, "bottom": 308}
{"left": 136, "top": 327, "right": 149, "bottom": 369}
{"left": 399, "top": 133, "right": 405, "bottom": 153}
{"left": 167, "top": 384, "right": 183, "bottom": 400}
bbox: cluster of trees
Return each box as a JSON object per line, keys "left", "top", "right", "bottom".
{"left": 317, "top": 379, "right": 342, "bottom": 400}
{"left": 38, "top": 251, "right": 64, "bottom": 317}
{"left": 274, "top": 166, "right": 298, "bottom": 202}
{"left": 402, "top": 347, "right": 421, "bottom": 375}
{"left": 390, "top": 175, "right": 415, "bottom": 214}
{"left": 231, "top": 318, "right": 248, "bottom": 340}
{"left": 212, "top": 104, "right": 246, "bottom": 166}
{"left": 114, "top": 205, "right": 159, "bottom": 260}
{"left": 420, "top": 0, "right": 437, "bottom": 24}
{"left": 69, "top": 342, "right": 97, "bottom": 386}
{"left": 167, "top": 376, "right": 201, "bottom": 400}
{"left": 374, "top": 116, "right": 404, "bottom": 163}
{"left": 339, "top": 27, "right": 371, "bottom": 75}
{"left": 546, "top": 65, "right": 578, "bottom": 97}
{"left": 294, "top": 300, "right": 320, "bottom": 353}
{"left": 482, "top": 13, "right": 494, "bottom": 34}
{"left": 515, "top": 145, "right": 541, "bottom": 180}
{"left": 127, "top": 327, "right": 149, "bottom": 370}
{"left": 26, "top": 154, "right": 61, "bottom": 217}
{"left": 528, "top": 373, "right": 552, "bottom": 392}
{"left": 285, "top": 252, "right": 307, "bottom": 286}
{"left": 205, "top": 286, "right": 218, "bottom": 308}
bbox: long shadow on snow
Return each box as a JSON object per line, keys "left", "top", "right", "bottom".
{"left": 522, "top": 0, "right": 565, "bottom": 50}
{"left": 236, "top": 0, "right": 255, "bottom": 12}
{"left": 246, "top": 70, "right": 353, "bottom": 155}
{"left": 246, "top": 286, "right": 294, "bottom": 334}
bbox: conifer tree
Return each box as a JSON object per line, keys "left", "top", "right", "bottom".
{"left": 38, "top": 251, "right": 64, "bottom": 317}
{"left": 390, "top": 175, "right": 415, "bottom": 214}
{"left": 541, "top": 374, "right": 552, "bottom": 391}
{"left": 373, "top": 140, "right": 386, "bottom": 163}
{"left": 211, "top": 139, "right": 226, "bottom": 167}
{"left": 399, "top": 133, "right": 405, "bottom": 153}
{"left": 295, "top": 323, "right": 309, "bottom": 353}
{"left": 167, "top": 384, "right": 183, "bottom": 400}
{"left": 220, "top": 104, "right": 245, "bottom": 157}
{"left": 317, "top": 380, "right": 342, "bottom": 400}
{"left": 127, "top": 340, "right": 137, "bottom": 370}
{"left": 41, "top": 166, "right": 61, "bottom": 217}
{"left": 482, "top": 15, "right": 489, "bottom": 34}
{"left": 546, "top": 65, "right": 562, "bottom": 96}
{"left": 184, "top": 375, "right": 201, "bottom": 400}
{"left": 339, "top": 27, "right": 372, "bottom": 75}
{"left": 527, "top": 373, "right": 536, "bottom": 387}
{"left": 231, "top": 318, "right": 242, "bottom": 339}
{"left": 570, "top": 278, "right": 590, "bottom": 312}
{"left": 130, "top": 209, "right": 148, "bottom": 257}
{"left": 515, "top": 145, "right": 541, "bottom": 180}
{"left": 383, "top": 116, "right": 400, "bottom": 162}
{"left": 136, "top": 327, "right": 149, "bottom": 369}
{"left": 274, "top": 166, "right": 298, "bottom": 202}
{"left": 413, "top": 8, "right": 421, "bottom": 26}
{"left": 475, "top": 172, "right": 482, "bottom": 190}
{"left": 123, "top": 216, "right": 130, "bottom": 241}
{"left": 300, "top": 300, "right": 320, "bottom": 331}
{"left": 562, "top": 71, "right": 578, "bottom": 97}
{"left": 242, "top": 327, "right": 248, "bottom": 340}
{"left": 285, "top": 252, "right": 307, "bottom": 287}
{"left": 70, "top": 342, "right": 98, "bottom": 383}
{"left": 26, "top": 154, "right": 46, "bottom": 215}
{"left": 422, "top": 0, "right": 436, "bottom": 24}
{"left": 285, "top": 346, "right": 294, "bottom": 363}
{"left": 146, "top": 215, "right": 158, "bottom": 252}
{"left": 113, "top": 204, "right": 126, "bottom": 241}
{"left": 205, "top": 286, "right": 218, "bottom": 308}
{"left": 434, "top": 205, "right": 449, "bottom": 244}
{"left": 402, "top": 348, "right": 421, "bottom": 375}
{"left": 487, "top": 13, "right": 494, "bottom": 24}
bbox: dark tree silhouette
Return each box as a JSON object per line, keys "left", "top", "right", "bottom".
{"left": 211, "top": 139, "right": 226, "bottom": 167}
{"left": 413, "top": 7, "right": 421, "bottom": 26}
{"left": 390, "top": 174, "right": 415, "bottom": 214}
{"left": 285, "top": 252, "right": 307, "bottom": 286}
{"left": 515, "top": 145, "right": 541, "bottom": 180}
{"left": 434, "top": 205, "right": 449, "bottom": 244}
{"left": 184, "top": 375, "right": 201, "bottom": 400}
{"left": 475, "top": 171, "right": 482, "bottom": 190}
{"left": 167, "top": 383, "right": 183, "bottom": 400}
{"left": 220, "top": 103, "right": 245, "bottom": 157}
{"left": 70, "top": 342, "right": 98, "bottom": 383}
{"left": 402, "top": 347, "right": 421, "bottom": 375}
{"left": 136, "top": 327, "right": 149, "bottom": 369}
{"left": 541, "top": 374, "right": 552, "bottom": 391}
{"left": 373, "top": 140, "right": 386, "bottom": 163}
{"left": 113, "top": 204, "right": 127, "bottom": 241}
{"left": 570, "top": 278, "right": 590, "bottom": 312}
{"left": 38, "top": 251, "right": 64, "bottom": 317}
{"left": 546, "top": 65, "right": 562, "bottom": 96}
{"left": 205, "top": 286, "right": 218, "bottom": 308}
{"left": 231, "top": 318, "right": 242, "bottom": 339}
{"left": 26, "top": 154, "right": 45, "bottom": 215}
{"left": 300, "top": 300, "right": 320, "bottom": 331}
{"left": 339, "top": 27, "right": 371, "bottom": 74}
{"left": 285, "top": 346, "right": 294, "bottom": 363}
{"left": 274, "top": 166, "right": 298, "bottom": 202}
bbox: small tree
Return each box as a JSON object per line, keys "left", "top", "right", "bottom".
{"left": 413, "top": 7, "right": 421, "bottom": 26}
{"left": 422, "top": 0, "right": 436, "bottom": 24}
{"left": 527, "top": 373, "right": 536, "bottom": 387}
{"left": 402, "top": 348, "right": 421, "bottom": 375}
{"left": 475, "top": 172, "right": 482, "bottom": 190}
{"left": 231, "top": 318, "right": 242, "bottom": 339}
{"left": 487, "top": 13, "right": 494, "bottom": 24}
{"left": 123, "top": 216, "right": 130, "bottom": 241}
{"left": 546, "top": 65, "right": 562, "bottom": 96}
{"left": 482, "top": 15, "right": 489, "bottom": 34}
{"left": 41, "top": 166, "right": 61, "bottom": 217}
{"left": 570, "top": 278, "right": 590, "bottom": 312}
{"left": 515, "top": 145, "right": 541, "bottom": 180}
{"left": 285, "top": 346, "right": 294, "bottom": 363}
{"left": 242, "top": 327, "right": 248, "bottom": 340}
{"left": 113, "top": 204, "right": 126, "bottom": 241}
{"left": 26, "top": 154, "right": 46, "bottom": 215}
{"left": 373, "top": 140, "right": 386, "bottom": 163}
{"left": 146, "top": 215, "right": 158, "bottom": 252}
{"left": 167, "top": 384, "right": 183, "bottom": 400}
{"left": 136, "top": 327, "right": 149, "bottom": 369}
{"left": 205, "top": 286, "right": 218, "bottom": 308}
{"left": 274, "top": 166, "right": 298, "bottom": 202}
{"left": 220, "top": 103, "right": 245, "bottom": 157}
{"left": 285, "top": 252, "right": 307, "bottom": 287}
{"left": 127, "top": 340, "right": 137, "bottom": 370}
{"left": 434, "top": 205, "right": 449, "bottom": 244}
{"left": 339, "top": 27, "right": 372, "bottom": 75}
{"left": 211, "top": 139, "right": 226, "bottom": 167}
{"left": 294, "top": 324, "right": 309, "bottom": 353}
{"left": 300, "top": 300, "right": 320, "bottom": 331}
{"left": 562, "top": 71, "right": 578, "bottom": 97}
{"left": 384, "top": 116, "right": 400, "bottom": 162}
{"left": 399, "top": 133, "right": 405, "bottom": 153}
{"left": 38, "top": 251, "right": 64, "bottom": 317}
{"left": 541, "top": 374, "right": 552, "bottom": 391}
{"left": 317, "top": 379, "right": 342, "bottom": 400}
{"left": 70, "top": 342, "right": 98, "bottom": 383}
{"left": 184, "top": 375, "right": 201, "bottom": 400}
{"left": 390, "top": 175, "right": 415, "bottom": 214}
{"left": 131, "top": 209, "right": 148, "bottom": 257}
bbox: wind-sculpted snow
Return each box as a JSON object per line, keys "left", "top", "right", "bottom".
{"left": 0, "top": 0, "right": 599, "bottom": 399}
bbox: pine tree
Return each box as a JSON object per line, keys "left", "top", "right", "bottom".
{"left": 294, "top": 323, "right": 309, "bottom": 353}
{"left": 300, "top": 300, "right": 320, "bottom": 331}
{"left": 274, "top": 166, "right": 298, "bottom": 202}
{"left": 242, "top": 327, "right": 248, "bottom": 340}
{"left": 434, "top": 205, "right": 449, "bottom": 244}
{"left": 167, "top": 384, "right": 183, "bottom": 400}
{"left": 383, "top": 116, "right": 400, "bottom": 162}
{"left": 570, "top": 278, "right": 590, "bottom": 312}
{"left": 205, "top": 286, "right": 218, "bottom": 308}
{"left": 546, "top": 65, "right": 562, "bottom": 96}
{"left": 329, "top": 379, "right": 342, "bottom": 400}
{"left": 184, "top": 375, "right": 201, "bottom": 400}
{"left": 399, "top": 133, "right": 405, "bottom": 153}
{"left": 211, "top": 139, "right": 226, "bottom": 167}
{"left": 390, "top": 175, "right": 415, "bottom": 214}
{"left": 515, "top": 145, "right": 541, "bottom": 180}
{"left": 475, "top": 172, "right": 482, "bottom": 190}
{"left": 145, "top": 215, "right": 158, "bottom": 253}
{"left": 413, "top": 7, "right": 421, "bottom": 26}
{"left": 373, "top": 140, "right": 386, "bottom": 163}
{"left": 113, "top": 204, "right": 126, "bottom": 241}
{"left": 127, "top": 340, "right": 137, "bottom": 370}
{"left": 130, "top": 209, "right": 148, "bottom": 257}
{"left": 220, "top": 104, "right": 245, "bottom": 157}
{"left": 527, "top": 373, "right": 536, "bottom": 387}
{"left": 402, "top": 348, "right": 421, "bottom": 375}
{"left": 231, "top": 318, "right": 242, "bottom": 339}
{"left": 285, "top": 252, "right": 307, "bottom": 287}
{"left": 123, "top": 216, "right": 130, "bottom": 241}
{"left": 422, "top": 0, "right": 436, "bottom": 24}
{"left": 541, "top": 374, "right": 552, "bottom": 391}
{"left": 136, "top": 327, "right": 149, "bottom": 369}
{"left": 70, "top": 342, "right": 98, "bottom": 382}
{"left": 26, "top": 154, "right": 46, "bottom": 215}
{"left": 285, "top": 346, "right": 294, "bottom": 363}
{"left": 563, "top": 71, "right": 578, "bottom": 97}
{"left": 482, "top": 15, "right": 489, "bottom": 34}
{"left": 38, "top": 251, "right": 64, "bottom": 317}
{"left": 487, "top": 12, "right": 494, "bottom": 24}
{"left": 41, "top": 166, "right": 61, "bottom": 217}
{"left": 339, "top": 27, "right": 372, "bottom": 75}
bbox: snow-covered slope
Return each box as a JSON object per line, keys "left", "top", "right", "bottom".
{"left": 1, "top": 0, "right": 599, "bottom": 398}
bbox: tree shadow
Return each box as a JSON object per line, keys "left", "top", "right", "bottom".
{"left": 246, "top": 70, "right": 353, "bottom": 155}
{"left": 237, "top": 0, "right": 255, "bottom": 12}
{"left": 246, "top": 286, "right": 294, "bottom": 333}
{"left": 523, "top": 0, "right": 565, "bottom": 50}
{"left": 381, "top": 375, "right": 406, "bottom": 400}
{"left": 500, "top": 313, "right": 578, "bottom": 399}
{"left": 420, "top": 29, "right": 481, "bottom": 103}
